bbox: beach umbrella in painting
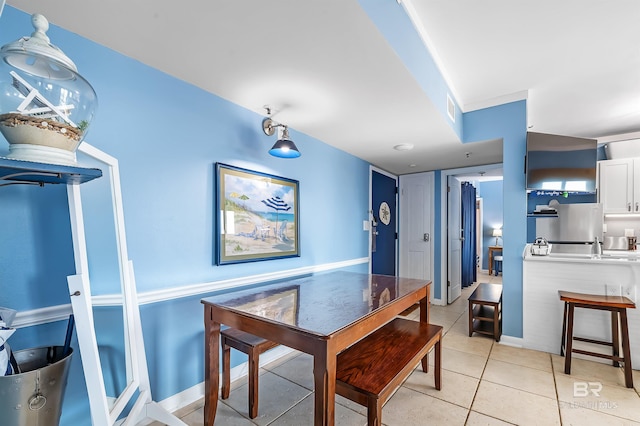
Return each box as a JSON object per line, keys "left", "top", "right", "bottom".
{"left": 229, "top": 192, "right": 250, "bottom": 209}
{"left": 261, "top": 196, "right": 291, "bottom": 240}
{"left": 239, "top": 194, "right": 249, "bottom": 209}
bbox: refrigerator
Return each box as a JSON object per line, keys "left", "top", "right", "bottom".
{"left": 535, "top": 203, "right": 603, "bottom": 254}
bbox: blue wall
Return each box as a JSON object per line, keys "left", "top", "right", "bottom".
{"left": 464, "top": 101, "right": 528, "bottom": 338}
{"left": 0, "top": 7, "right": 370, "bottom": 424}
{"left": 479, "top": 180, "right": 504, "bottom": 270}
{"left": 361, "top": 0, "right": 527, "bottom": 337}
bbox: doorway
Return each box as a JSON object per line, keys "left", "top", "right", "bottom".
{"left": 398, "top": 172, "right": 434, "bottom": 287}
{"left": 440, "top": 164, "right": 503, "bottom": 305}
{"left": 476, "top": 198, "right": 484, "bottom": 271}
{"left": 370, "top": 167, "right": 398, "bottom": 275}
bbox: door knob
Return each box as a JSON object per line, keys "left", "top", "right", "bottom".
{"left": 423, "top": 233, "right": 430, "bottom": 242}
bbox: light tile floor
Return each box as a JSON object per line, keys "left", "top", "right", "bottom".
{"left": 161, "top": 271, "right": 640, "bottom": 425}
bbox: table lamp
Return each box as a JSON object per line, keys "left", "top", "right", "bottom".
{"left": 492, "top": 228, "right": 502, "bottom": 246}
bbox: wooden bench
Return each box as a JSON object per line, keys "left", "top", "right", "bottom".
{"left": 336, "top": 318, "right": 443, "bottom": 426}
{"left": 221, "top": 328, "right": 279, "bottom": 418}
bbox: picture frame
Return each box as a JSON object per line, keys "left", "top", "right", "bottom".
{"left": 216, "top": 163, "right": 300, "bottom": 265}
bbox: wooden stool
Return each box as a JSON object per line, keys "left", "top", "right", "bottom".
{"left": 221, "top": 328, "right": 279, "bottom": 418}
{"left": 559, "top": 290, "right": 635, "bottom": 388}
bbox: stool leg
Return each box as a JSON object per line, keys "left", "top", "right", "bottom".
{"left": 612, "top": 310, "right": 620, "bottom": 367}
{"left": 620, "top": 309, "right": 634, "bottom": 388}
{"left": 434, "top": 338, "right": 441, "bottom": 391}
{"left": 248, "top": 348, "right": 260, "bottom": 418}
{"left": 560, "top": 302, "right": 568, "bottom": 356}
{"left": 494, "top": 302, "right": 499, "bottom": 342}
{"left": 564, "top": 303, "right": 575, "bottom": 375}
{"left": 468, "top": 300, "right": 473, "bottom": 337}
{"left": 221, "top": 338, "right": 231, "bottom": 399}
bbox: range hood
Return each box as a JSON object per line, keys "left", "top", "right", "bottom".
{"left": 525, "top": 132, "right": 597, "bottom": 192}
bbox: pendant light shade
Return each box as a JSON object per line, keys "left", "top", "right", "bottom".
{"left": 269, "top": 127, "right": 301, "bottom": 158}
{"left": 261, "top": 109, "right": 301, "bottom": 158}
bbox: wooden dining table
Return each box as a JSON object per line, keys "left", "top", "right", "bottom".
{"left": 201, "top": 270, "right": 431, "bottom": 425}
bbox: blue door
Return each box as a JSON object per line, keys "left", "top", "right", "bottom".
{"left": 372, "top": 170, "right": 397, "bottom": 275}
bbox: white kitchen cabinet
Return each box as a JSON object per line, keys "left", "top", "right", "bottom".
{"left": 598, "top": 158, "right": 640, "bottom": 213}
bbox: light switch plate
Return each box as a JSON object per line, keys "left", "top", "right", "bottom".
{"left": 605, "top": 284, "right": 621, "bottom": 297}
{"left": 363, "top": 220, "right": 370, "bottom": 231}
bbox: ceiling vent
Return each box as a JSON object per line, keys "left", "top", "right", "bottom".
{"left": 447, "top": 94, "right": 456, "bottom": 123}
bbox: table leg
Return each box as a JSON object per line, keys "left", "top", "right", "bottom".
{"left": 489, "top": 250, "right": 493, "bottom": 275}
{"left": 313, "top": 346, "right": 336, "bottom": 426}
{"left": 204, "top": 307, "right": 220, "bottom": 426}
{"left": 420, "top": 291, "right": 431, "bottom": 372}
{"left": 419, "top": 291, "right": 430, "bottom": 325}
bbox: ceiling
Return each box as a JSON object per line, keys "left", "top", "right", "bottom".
{"left": 4, "top": 0, "right": 640, "bottom": 176}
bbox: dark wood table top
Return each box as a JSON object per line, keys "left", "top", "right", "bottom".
{"left": 468, "top": 283, "right": 503, "bottom": 304}
{"left": 202, "top": 270, "right": 429, "bottom": 336}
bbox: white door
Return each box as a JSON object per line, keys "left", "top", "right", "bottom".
{"left": 399, "top": 172, "right": 433, "bottom": 288}
{"left": 447, "top": 176, "right": 462, "bottom": 303}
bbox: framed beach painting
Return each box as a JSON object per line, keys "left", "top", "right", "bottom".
{"left": 216, "top": 163, "right": 300, "bottom": 265}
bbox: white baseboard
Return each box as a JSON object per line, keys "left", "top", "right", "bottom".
{"left": 499, "top": 335, "right": 523, "bottom": 348}
{"left": 431, "top": 297, "right": 446, "bottom": 306}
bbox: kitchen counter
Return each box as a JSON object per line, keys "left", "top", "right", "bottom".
{"left": 524, "top": 249, "right": 640, "bottom": 265}
{"left": 522, "top": 244, "right": 640, "bottom": 368}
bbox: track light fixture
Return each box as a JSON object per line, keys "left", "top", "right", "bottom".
{"left": 261, "top": 107, "right": 301, "bottom": 158}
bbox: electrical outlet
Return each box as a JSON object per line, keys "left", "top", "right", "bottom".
{"left": 622, "top": 285, "right": 636, "bottom": 301}
{"left": 605, "top": 284, "right": 621, "bottom": 297}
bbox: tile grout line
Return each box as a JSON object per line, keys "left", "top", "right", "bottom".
{"left": 550, "top": 352, "right": 565, "bottom": 426}
{"left": 463, "top": 336, "right": 493, "bottom": 425}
